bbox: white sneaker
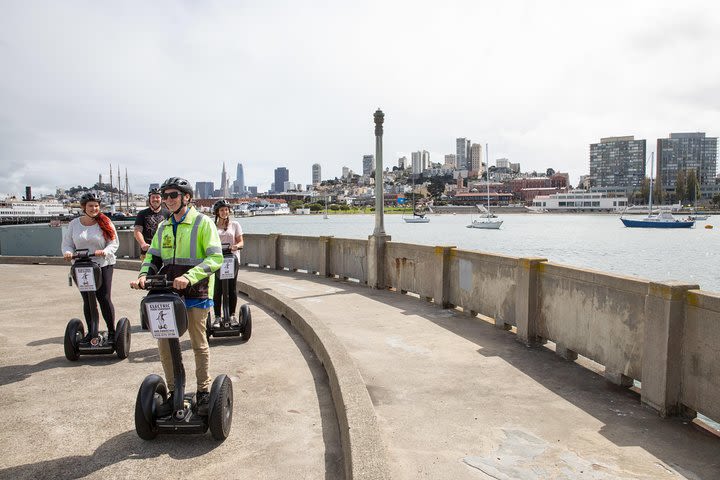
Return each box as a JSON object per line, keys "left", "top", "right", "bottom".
{"left": 230, "top": 315, "right": 239, "bottom": 326}
{"left": 213, "top": 316, "right": 221, "bottom": 327}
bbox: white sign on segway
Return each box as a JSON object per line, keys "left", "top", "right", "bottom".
{"left": 220, "top": 257, "right": 235, "bottom": 280}
{"left": 145, "top": 302, "right": 180, "bottom": 339}
{"left": 75, "top": 267, "right": 97, "bottom": 292}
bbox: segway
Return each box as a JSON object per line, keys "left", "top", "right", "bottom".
{"left": 135, "top": 275, "right": 233, "bottom": 440}
{"left": 64, "top": 249, "right": 131, "bottom": 361}
{"left": 205, "top": 243, "right": 252, "bottom": 341}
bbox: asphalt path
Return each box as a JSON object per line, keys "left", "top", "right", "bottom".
{"left": 0, "top": 264, "right": 343, "bottom": 480}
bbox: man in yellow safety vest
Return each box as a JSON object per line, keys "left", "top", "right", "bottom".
{"left": 131, "top": 176, "right": 222, "bottom": 416}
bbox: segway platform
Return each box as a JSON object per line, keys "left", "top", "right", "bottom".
{"left": 206, "top": 245, "right": 252, "bottom": 341}
{"left": 64, "top": 250, "right": 131, "bottom": 361}
{"left": 135, "top": 275, "right": 233, "bottom": 441}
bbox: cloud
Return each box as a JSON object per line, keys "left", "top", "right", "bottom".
{"left": 0, "top": 0, "right": 719, "bottom": 196}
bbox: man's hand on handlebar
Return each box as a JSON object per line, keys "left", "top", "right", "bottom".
{"left": 173, "top": 275, "right": 190, "bottom": 290}
{"left": 130, "top": 276, "right": 147, "bottom": 290}
{"left": 63, "top": 252, "right": 73, "bottom": 261}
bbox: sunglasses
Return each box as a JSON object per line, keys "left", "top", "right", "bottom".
{"left": 161, "top": 192, "right": 182, "bottom": 199}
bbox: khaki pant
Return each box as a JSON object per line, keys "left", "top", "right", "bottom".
{"left": 158, "top": 306, "right": 211, "bottom": 393}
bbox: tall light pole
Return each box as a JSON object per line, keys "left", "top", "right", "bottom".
{"left": 373, "top": 108, "right": 385, "bottom": 235}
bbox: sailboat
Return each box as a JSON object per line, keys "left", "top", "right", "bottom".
{"left": 468, "top": 143, "right": 503, "bottom": 229}
{"left": 403, "top": 172, "right": 430, "bottom": 223}
{"left": 323, "top": 195, "right": 329, "bottom": 219}
{"left": 620, "top": 152, "right": 694, "bottom": 228}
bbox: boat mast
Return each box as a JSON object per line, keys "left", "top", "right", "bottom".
{"left": 648, "top": 152, "right": 654, "bottom": 217}
{"left": 486, "top": 143, "right": 490, "bottom": 213}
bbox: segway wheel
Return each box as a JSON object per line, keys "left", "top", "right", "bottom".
{"left": 135, "top": 374, "right": 167, "bottom": 440}
{"left": 64, "top": 318, "right": 84, "bottom": 361}
{"left": 205, "top": 312, "right": 213, "bottom": 342}
{"left": 240, "top": 304, "right": 252, "bottom": 341}
{"left": 208, "top": 374, "right": 233, "bottom": 440}
{"left": 115, "top": 317, "right": 131, "bottom": 360}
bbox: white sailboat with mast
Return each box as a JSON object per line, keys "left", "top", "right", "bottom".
{"left": 468, "top": 143, "right": 503, "bottom": 229}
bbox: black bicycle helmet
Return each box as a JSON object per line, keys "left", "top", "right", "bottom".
{"left": 160, "top": 177, "right": 193, "bottom": 197}
{"left": 148, "top": 187, "right": 161, "bottom": 196}
{"left": 80, "top": 192, "right": 100, "bottom": 206}
{"left": 213, "top": 199, "right": 231, "bottom": 215}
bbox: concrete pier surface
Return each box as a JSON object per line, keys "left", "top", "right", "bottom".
{"left": 0, "top": 262, "right": 719, "bottom": 479}
{"left": 0, "top": 264, "right": 343, "bottom": 480}
{"left": 239, "top": 268, "right": 719, "bottom": 480}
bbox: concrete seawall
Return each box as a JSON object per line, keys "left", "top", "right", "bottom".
{"left": 3, "top": 225, "right": 718, "bottom": 425}
{"left": 236, "top": 232, "right": 720, "bottom": 426}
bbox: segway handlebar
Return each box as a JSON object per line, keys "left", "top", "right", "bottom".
{"left": 141, "top": 275, "right": 175, "bottom": 290}
{"left": 72, "top": 249, "right": 97, "bottom": 259}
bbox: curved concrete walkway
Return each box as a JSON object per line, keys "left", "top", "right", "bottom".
{"left": 0, "top": 264, "right": 343, "bottom": 479}
{"left": 239, "top": 268, "right": 720, "bottom": 480}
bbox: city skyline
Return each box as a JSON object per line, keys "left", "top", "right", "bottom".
{"left": 2, "top": 1, "right": 720, "bottom": 196}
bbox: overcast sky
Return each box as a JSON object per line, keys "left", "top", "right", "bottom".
{"left": 1, "top": 0, "right": 719, "bottom": 197}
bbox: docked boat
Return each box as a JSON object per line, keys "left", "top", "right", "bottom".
{"left": 620, "top": 152, "right": 694, "bottom": 229}
{"left": 467, "top": 217, "right": 503, "bottom": 229}
{"left": 250, "top": 202, "right": 291, "bottom": 216}
{"left": 620, "top": 212, "right": 694, "bottom": 228}
{"left": 689, "top": 212, "right": 710, "bottom": 221}
{"left": 468, "top": 143, "right": 502, "bottom": 230}
{"left": 0, "top": 199, "right": 72, "bottom": 224}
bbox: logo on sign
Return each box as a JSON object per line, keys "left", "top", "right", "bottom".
{"left": 146, "top": 302, "right": 179, "bottom": 339}
{"left": 75, "top": 267, "right": 96, "bottom": 291}
{"left": 220, "top": 258, "right": 235, "bottom": 280}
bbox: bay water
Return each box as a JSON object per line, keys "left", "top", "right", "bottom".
{"left": 240, "top": 213, "right": 720, "bottom": 293}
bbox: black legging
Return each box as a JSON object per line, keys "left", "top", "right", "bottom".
{"left": 80, "top": 264, "right": 115, "bottom": 336}
{"left": 213, "top": 271, "right": 237, "bottom": 317}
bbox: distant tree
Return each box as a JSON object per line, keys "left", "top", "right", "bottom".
{"left": 307, "top": 203, "right": 323, "bottom": 212}
{"left": 712, "top": 193, "right": 720, "bottom": 208}
{"left": 640, "top": 178, "right": 650, "bottom": 204}
{"left": 289, "top": 200, "right": 304, "bottom": 211}
{"left": 686, "top": 169, "right": 699, "bottom": 204}
{"left": 675, "top": 170, "right": 686, "bottom": 203}
{"left": 427, "top": 178, "right": 446, "bottom": 199}
{"left": 546, "top": 168, "right": 555, "bottom": 177}
{"left": 653, "top": 178, "right": 664, "bottom": 205}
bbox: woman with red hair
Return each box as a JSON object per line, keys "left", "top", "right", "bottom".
{"left": 61, "top": 192, "right": 119, "bottom": 343}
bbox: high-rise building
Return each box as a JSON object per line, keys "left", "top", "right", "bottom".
{"left": 398, "top": 156, "right": 408, "bottom": 169}
{"left": 234, "top": 163, "right": 245, "bottom": 194}
{"left": 274, "top": 167, "right": 289, "bottom": 193}
{"left": 411, "top": 151, "right": 422, "bottom": 174}
{"left": 589, "top": 136, "right": 646, "bottom": 188}
{"left": 342, "top": 166, "right": 350, "bottom": 178}
{"left": 496, "top": 158, "right": 510, "bottom": 169}
{"left": 247, "top": 186, "right": 258, "bottom": 195}
{"left": 312, "top": 163, "right": 321, "bottom": 185}
{"left": 470, "top": 144, "right": 483, "bottom": 175}
{"left": 221, "top": 163, "right": 229, "bottom": 197}
{"left": 444, "top": 154, "right": 456, "bottom": 168}
{"left": 195, "top": 182, "right": 214, "bottom": 199}
{"left": 657, "top": 132, "right": 718, "bottom": 187}
{"left": 421, "top": 150, "right": 430, "bottom": 171}
{"left": 456, "top": 138, "right": 471, "bottom": 170}
{"left": 362, "top": 155, "right": 374, "bottom": 176}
